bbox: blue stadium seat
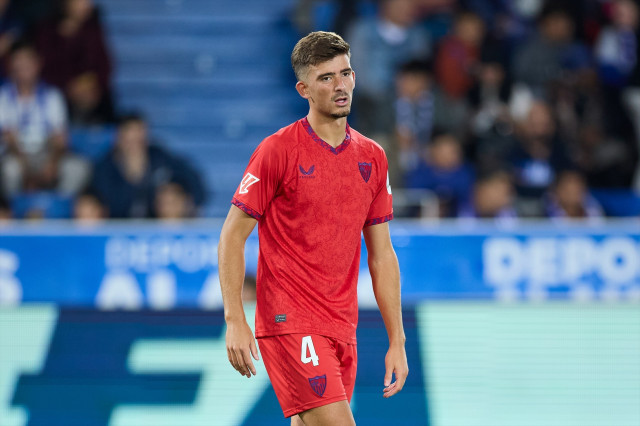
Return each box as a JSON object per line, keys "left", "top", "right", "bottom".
{"left": 94, "top": 0, "right": 306, "bottom": 216}
{"left": 11, "top": 192, "right": 74, "bottom": 219}
{"left": 591, "top": 189, "right": 640, "bottom": 217}
{"left": 69, "top": 126, "right": 117, "bottom": 160}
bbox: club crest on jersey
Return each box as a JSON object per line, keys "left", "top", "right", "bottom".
{"left": 299, "top": 164, "right": 316, "bottom": 178}
{"left": 309, "top": 375, "right": 327, "bottom": 397}
{"left": 358, "top": 162, "right": 372, "bottom": 183}
{"left": 239, "top": 173, "right": 260, "bottom": 194}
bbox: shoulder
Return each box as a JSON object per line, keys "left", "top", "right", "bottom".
{"left": 256, "top": 119, "right": 304, "bottom": 155}
{"left": 349, "top": 126, "right": 387, "bottom": 158}
{"left": 38, "top": 84, "right": 65, "bottom": 103}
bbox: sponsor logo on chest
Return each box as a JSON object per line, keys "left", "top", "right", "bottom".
{"left": 297, "top": 162, "right": 374, "bottom": 182}
{"left": 299, "top": 164, "right": 316, "bottom": 178}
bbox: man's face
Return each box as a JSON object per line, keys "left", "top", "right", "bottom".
{"left": 117, "top": 121, "right": 148, "bottom": 153}
{"left": 10, "top": 49, "right": 41, "bottom": 86}
{"left": 297, "top": 54, "right": 355, "bottom": 119}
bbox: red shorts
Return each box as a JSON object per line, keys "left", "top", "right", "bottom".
{"left": 258, "top": 333, "right": 357, "bottom": 418}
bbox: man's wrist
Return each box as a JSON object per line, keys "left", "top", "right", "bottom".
{"left": 389, "top": 336, "right": 406, "bottom": 347}
{"left": 224, "top": 309, "right": 247, "bottom": 323}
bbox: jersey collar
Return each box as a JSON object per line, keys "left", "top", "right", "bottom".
{"left": 301, "top": 117, "right": 351, "bottom": 155}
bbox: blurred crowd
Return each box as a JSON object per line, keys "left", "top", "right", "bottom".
{"left": 295, "top": 0, "right": 640, "bottom": 220}
{"left": 2, "top": 0, "right": 639, "bottom": 222}
{"left": 0, "top": 0, "right": 204, "bottom": 222}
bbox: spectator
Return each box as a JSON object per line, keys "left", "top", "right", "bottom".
{"left": 544, "top": 169, "right": 604, "bottom": 220}
{"left": 510, "top": 100, "right": 572, "bottom": 215}
{"left": 0, "top": 0, "right": 22, "bottom": 80}
{"left": 463, "top": 0, "right": 541, "bottom": 46}
{"left": 405, "top": 133, "right": 474, "bottom": 217}
{"left": 468, "top": 42, "right": 515, "bottom": 169}
{"left": 512, "top": 8, "right": 588, "bottom": 97}
{"left": 575, "top": 124, "right": 634, "bottom": 188}
{"left": 595, "top": 0, "right": 638, "bottom": 88}
{"left": 0, "top": 42, "right": 90, "bottom": 197}
{"left": 91, "top": 113, "right": 205, "bottom": 218}
{"left": 431, "top": 10, "right": 486, "bottom": 138}
{"left": 459, "top": 169, "right": 517, "bottom": 220}
{"left": 394, "top": 59, "right": 435, "bottom": 173}
{"left": 154, "top": 181, "right": 194, "bottom": 221}
{"left": 347, "top": 0, "right": 431, "bottom": 136}
{"left": 34, "top": 0, "right": 113, "bottom": 126}
{"left": 73, "top": 190, "right": 105, "bottom": 223}
{"left": 435, "top": 11, "right": 486, "bottom": 100}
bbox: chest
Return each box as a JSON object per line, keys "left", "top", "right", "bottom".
{"left": 280, "top": 146, "right": 379, "bottom": 217}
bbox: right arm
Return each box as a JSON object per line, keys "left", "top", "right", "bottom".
{"left": 218, "top": 204, "right": 259, "bottom": 378}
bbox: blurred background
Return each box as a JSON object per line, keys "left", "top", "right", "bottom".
{"left": 0, "top": 0, "right": 639, "bottom": 425}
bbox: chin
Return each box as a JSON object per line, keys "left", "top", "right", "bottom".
{"left": 330, "top": 108, "right": 351, "bottom": 119}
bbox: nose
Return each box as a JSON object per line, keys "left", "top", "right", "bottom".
{"left": 335, "top": 77, "right": 346, "bottom": 91}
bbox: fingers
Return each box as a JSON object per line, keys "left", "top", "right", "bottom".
{"left": 241, "top": 349, "right": 257, "bottom": 377}
{"left": 383, "top": 366, "right": 409, "bottom": 398}
{"left": 384, "top": 366, "right": 393, "bottom": 387}
{"left": 228, "top": 344, "right": 258, "bottom": 378}
{"left": 250, "top": 339, "right": 260, "bottom": 361}
{"left": 227, "top": 347, "right": 242, "bottom": 373}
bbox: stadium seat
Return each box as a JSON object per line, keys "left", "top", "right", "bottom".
{"left": 11, "top": 192, "right": 74, "bottom": 219}
{"left": 69, "top": 126, "right": 117, "bottom": 160}
{"left": 94, "top": 0, "right": 306, "bottom": 216}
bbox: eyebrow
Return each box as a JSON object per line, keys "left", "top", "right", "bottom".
{"left": 317, "top": 68, "right": 352, "bottom": 80}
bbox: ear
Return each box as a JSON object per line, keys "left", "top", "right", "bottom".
{"left": 295, "top": 80, "right": 310, "bottom": 99}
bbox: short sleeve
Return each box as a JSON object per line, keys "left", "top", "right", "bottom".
{"left": 232, "top": 137, "right": 285, "bottom": 220}
{"left": 364, "top": 149, "right": 393, "bottom": 227}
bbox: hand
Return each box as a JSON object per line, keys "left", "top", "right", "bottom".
{"left": 49, "top": 132, "right": 68, "bottom": 153}
{"left": 2, "top": 130, "right": 20, "bottom": 153}
{"left": 383, "top": 343, "right": 408, "bottom": 398}
{"left": 226, "top": 319, "right": 260, "bottom": 378}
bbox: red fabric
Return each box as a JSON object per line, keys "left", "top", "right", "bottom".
{"left": 435, "top": 36, "right": 479, "bottom": 99}
{"left": 35, "top": 11, "right": 112, "bottom": 92}
{"left": 258, "top": 333, "right": 357, "bottom": 418}
{"left": 232, "top": 118, "right": 393, "bottom": 344}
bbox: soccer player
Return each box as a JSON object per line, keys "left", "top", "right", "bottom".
{"left": 218, "top": 31, "right": 408, "bottom": 425}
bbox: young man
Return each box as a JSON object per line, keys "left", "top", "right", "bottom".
{"left": 218, "top": 32, "right": 408, "bottom": 425}
{"left": 0, "top": 42, "right": 90, "bottom": 197}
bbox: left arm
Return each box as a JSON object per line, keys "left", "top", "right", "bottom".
{"left": 363, "top": 222, "right": 408, "bottom": 398}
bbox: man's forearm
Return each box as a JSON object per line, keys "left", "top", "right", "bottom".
{"left": 369, "top": 250, "right": 405, "bottom": 344}
{"left": 218, "top": 233, "right": 248, "bottom": 322}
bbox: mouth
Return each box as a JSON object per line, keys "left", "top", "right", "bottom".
{"left": 334, "top": 96, "right": 349, "bottom": 107}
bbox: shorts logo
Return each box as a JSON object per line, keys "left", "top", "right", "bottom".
{"left": 308, "top": 375, "right": 327, "bottom": 397}
{"left": 358, "top": 162, "right": 372, "bottom": 183}
{"left": 299, "top": 164, "right": 316, "bottom": 178}
{"left": 239, "top": 173, "right": 260, "bottom": 194}
{"left": 275, "top": 314, "right": 286, "bottom": 323}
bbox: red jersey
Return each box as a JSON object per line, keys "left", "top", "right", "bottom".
{"left": 232, "top": 117, "right": 393, "bottom": 344}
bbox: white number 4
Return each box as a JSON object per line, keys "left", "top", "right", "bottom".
{"left": 301, "top": 335, "right": 319, "bottom": 366}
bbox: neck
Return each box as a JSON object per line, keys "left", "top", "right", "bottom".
{"left": 306, "top": 110, "right": 347, "bottom": 148}
{"left": 15, "top": 82, "right": 37, "bottom": 97}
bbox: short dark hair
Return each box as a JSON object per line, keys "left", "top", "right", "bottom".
{"left": 117, "top": 112, "right": 146, "bottom": 127}
{"left": 399, "top": 59, "right": 432, "bottom": 75}
{"left": 9, "top": 40, "right": 38, "bottom": 58}
{"left": 291, "top": 31, "right": 350, "bottom": 81}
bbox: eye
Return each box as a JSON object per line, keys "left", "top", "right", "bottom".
{"left": 342, "top": 71, "right": 351, "bottom": 77}
{"left": 322, "top": 76, "right": 332, "bottom": 82}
